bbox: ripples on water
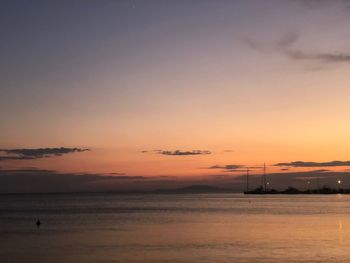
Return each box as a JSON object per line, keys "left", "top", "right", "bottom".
{"left": 1, "top": 193, "right": 350, "bottom": 262}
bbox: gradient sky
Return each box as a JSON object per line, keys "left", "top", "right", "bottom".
{"left": 2, "top": 0, "right": 350, "bottom": 192}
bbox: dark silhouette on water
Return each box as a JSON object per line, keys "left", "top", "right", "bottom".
{"left": 244, "top": 186, "right": 346, "bottom": 195}
{"left": 36, "top": 219, "right": 41, "bottom": 228}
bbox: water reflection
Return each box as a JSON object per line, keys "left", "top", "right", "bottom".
{"left": 338, "top": 219, "right": 343, "bottom": 244}
{"left": 2, "top": 194, "right": 350, "bottom": 262}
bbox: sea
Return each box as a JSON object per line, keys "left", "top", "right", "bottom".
{"left": 1, "top": 193, "right": 350, "bottom": 263}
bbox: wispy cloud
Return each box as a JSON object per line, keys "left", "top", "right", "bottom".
{"left": 0, "top": 147, "right": 90, "bottom": 161}
{"left": 275, "top": 161, "right": 350, "bottom": 167}
{"left": 285, "top": 49, "right": 350, "bottom": 63}
{"left": 245, "top": 32, "right": 350, "bottom": 65}
{"left": 156, "top": 150, "right": 211, "bottom": 156}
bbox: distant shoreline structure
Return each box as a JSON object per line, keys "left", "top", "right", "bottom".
{"left": 244, "top": 186, "right": 348, "bottom": 195}
{"left": 244, "top": 163, "right": 347, "bottom": 195}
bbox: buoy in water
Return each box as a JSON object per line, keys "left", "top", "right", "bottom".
{"left": 36, "top": 219, "right": 41, "bottom": 227}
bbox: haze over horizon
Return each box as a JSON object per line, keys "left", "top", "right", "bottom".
{"left": 2, "top": 0, "right": 350, "bottom": 192}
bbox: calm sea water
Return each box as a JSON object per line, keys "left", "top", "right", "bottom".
{"left": 1, "top": 193, "right": 350, "bottom": 263}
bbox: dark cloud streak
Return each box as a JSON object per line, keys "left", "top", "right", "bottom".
{"left": 157, "top": 150, "right": 211, "bottom": 156}
{"left": 275, "top": 161, "right": 350, "bottom": 167}
{"left": 208, "top": 164, "right": 263, "bottom": 172}
{"left": 245, "top": 32, "right": 350, "bottom": 65}
{"left": 0, "top": 147, "right": 90, "bottom": 161}
{"left": 209, "top": 164, "right": 243, "bottom": 170}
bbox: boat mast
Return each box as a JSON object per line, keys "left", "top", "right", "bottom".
{"left": 246, "top": 167, "right": 249, "bottom": 192}
{"left": 263, "top": 163, "right": 267, "bottom": 191}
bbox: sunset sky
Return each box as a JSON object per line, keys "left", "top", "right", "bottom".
{"left": 2, "top": 0, "right": 350, "bottom": 192}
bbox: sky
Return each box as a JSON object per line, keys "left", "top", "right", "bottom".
{"left": 2, "top": 0, "right": 350, "bottom": 192}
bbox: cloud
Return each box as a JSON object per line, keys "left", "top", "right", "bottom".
{"left": 0, "top": 168, "right": 136, "bottom": 179}
{"left": 140, "top": 149, "right": 211, "bottom": 156}
{"left": 109, "top": 172, "right": 127, "bottom": 176}
{"left": 275, "top": 161, "right": 350, "bottom": 167}
{"left": 242, "top": 32, "right": 299, "bottom": 53}
{"left": 245, "top": 32, "right": 350, "bottom": 65}
{"left": 280, "top": 168, "right": 290, "bottom": 171}
{"left": 0, "top": 147, "right": 90, "bottom": 161}
{"left": 208, "top": 164, "right": 264, "bottom": 172}
{"left": 209, "top": 164, "right": 243, "bottom": 170}
{"left": 276, "top": 32, "right": 300, "bottom": 49}
{"left": 157, "top": 150, "right": 211, "bottom": 156}
{"left": 285, "top": 49, "right": 350, "bottom": 63}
